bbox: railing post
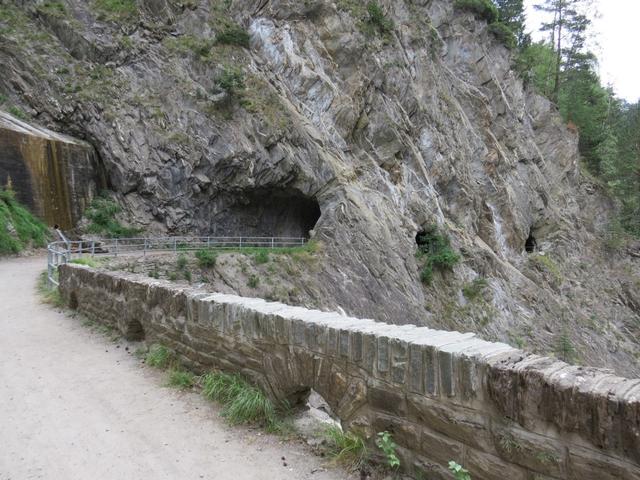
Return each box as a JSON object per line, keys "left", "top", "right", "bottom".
{"left": 173, "top": 238, "right": 177, "bottom": 252}
{"left": 207, "top": 236, "right": 211, "bottom": 249}
{"left": 143, "top": 238, "right": 147, "bottom": 257}
{"left": 239, "top": 236, "right": 243, "bottom": 249}
{"left": 271, "top": 237, "right": 274, "bottom": 249}
{"left": 115, "top": 238, "right": 119, "bottom": 257}
{"left": 91, "top": 241, "right": 95, "bottom": 257}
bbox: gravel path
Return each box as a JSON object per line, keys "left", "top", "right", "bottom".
{"left": 0, "top": 256, "right": 348, "bottom": 480}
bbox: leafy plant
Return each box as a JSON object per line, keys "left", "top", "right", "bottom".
{"left": 247, "top": 275, "right": 259, "bottom": 288}
{"left": 216, "top": 66, "right": 245, "bottom": 96}
{"left": 448, "top": 460, "right": 471, "bottom": 480}
{"left": 183, "top": 269, "right": 192, "bottom": 282}
{"left": 375, "top": 431, "right": 400, "bottom": 469}
{"left": 366, "top": 2, "right": 394, "bottom": 35}
{"left": 145, "top": 344, "right": 175, "bottom": 369}
{"left": 201, "top": 372, "right": 280, "bottom": 429}
{"left": 323, "top": 426, "right": 369, "bottom": 470}
{"left": 416, "top": 225, "right": 460, "bottom": 285}
{"left": 195, "top": 249, "right": 217, "bottom": 268}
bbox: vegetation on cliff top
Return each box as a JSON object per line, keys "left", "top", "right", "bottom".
{"left": 0, "top": 188, "right": 48, "bottom": 255}
{"left": 499, "top": 0, "right": 640, "bottom": 237}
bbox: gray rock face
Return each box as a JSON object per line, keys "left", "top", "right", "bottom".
{"left": 1, "top": 1, "right": 638, "bottom": 374}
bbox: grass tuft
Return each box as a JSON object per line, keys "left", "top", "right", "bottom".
{"left": 195, "top": 249, "right": 217, "bottom": 268}
{"left": 201, "top": 372, "right": 281, "bottom": 429}
{"left": 323, "top": 425, "right": 369, "bottom": 470}
{"left": 37, "top": 271, "right": 64, "bottom": 308}
{"left": 167, "top": 369, "right": 196, "bottom": 389}
{"left": 70, "top": 257, "right": 100, "bottom": 268}
{"left": 145, "top": 344, "right": 175, "bottom": 369}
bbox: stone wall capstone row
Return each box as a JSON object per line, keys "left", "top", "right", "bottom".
{"left": 58, "top": 264, "right": 640, "bottom": 480}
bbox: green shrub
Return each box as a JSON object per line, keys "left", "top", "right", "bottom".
{"left": 145, "top": 344, "right": 175, "bottom": 369}
{"left": 254, "top": 250, "right": 269, "bottom": 264}
{"left": 554, "top": 331, "right": 576, "bottom": 363}
{"left": 449, "top": 461, "right": 472, "bottom": 480}
{"left": 85, "top": 195, "right": 140, "bottom": 238}
{"left": 489, "top": 22, "right": 517, "bottom": 49}
{"left": 416, "top": 225, "right": 460, "bottom": 285}
{"left": 177, "top": 253, "right": 188, "bottom": 270}
{"left": 454, "top": 0, "right": 498, "bottom": 23}
{"left": 167, "top": 369, "right": 195, "bottom": 389}
{"left": 323, "top": 426, "right": 369, "bottom": 470}
{"left": 216, "top": 66, "right": 245, "bottom": 96}
{"left": 0, "top": 93, "right": 6, "bottom": 104}
{"left": 201, "top": 372, "right": 280, "bottom": 429}
{"left": 183, "top": 269, "right": 192, "bottom": 282}
{"left": 366, "top": 1, "right": 394, "bottom": 35}
{"left": 0, "top": 188, "right": 48, "bottom": 255}
{"left": 462, "top": 277, "right": 488, "bottom": 301}
{"left": 247, "top": 275, "right": 259, "bottom": 288}
{"left": 215, "top": 24, "right": 250, "bottom": 48}
{"left": 8, "top": 105, "right": 27, "bottom": 120}
{"left": 195, "top": 249, "right": 217, "bottom": 268}
{"left": 376, "top": 431, "right": 400, "bottom": 468}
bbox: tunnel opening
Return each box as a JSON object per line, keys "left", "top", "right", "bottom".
{"left": 124, "top": 319, "right": 145, "bottom": 341}
{"left": 68, "top": 291, "right": 78, "bottom": 310}
{"left": 212, "top": 189, "right": 321, "bottom": 238}
{"left": 525, "top": 231, "right": 537, "bottom": 253}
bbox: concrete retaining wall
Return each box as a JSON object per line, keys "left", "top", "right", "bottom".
{"left": 59, "top": 264, "right": 640, "bottom": 480}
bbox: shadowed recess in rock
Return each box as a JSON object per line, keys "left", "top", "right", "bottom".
{"left": 209, "top": 189, "right": 321, "bottom": 238}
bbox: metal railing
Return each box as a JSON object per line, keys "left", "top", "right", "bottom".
{"left": 46, "top": 235, "right": 307, "bottom": 287}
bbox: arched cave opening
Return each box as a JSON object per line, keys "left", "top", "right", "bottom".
{"left": 68, "top": 291, "right": 78, "bottom": 310}
{"left": 525, "top": 231, "right": 537, "bottom": 253}
{"left": 124, "top": 320, "right": 145, "bottom": 341}
{"left": 213, "top": 189, "right": 321, "bottom": 238}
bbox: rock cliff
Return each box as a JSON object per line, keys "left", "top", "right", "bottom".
{"left": 0, "top": 0, "right": 638, "bottom": 375}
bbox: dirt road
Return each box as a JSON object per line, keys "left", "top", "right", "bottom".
{"left": 0, "top": 256, "right": 347, "bottom": 480}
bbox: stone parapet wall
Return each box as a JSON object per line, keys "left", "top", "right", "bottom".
{"left": 59, "top": 264, "right": 640, "bottom": 480}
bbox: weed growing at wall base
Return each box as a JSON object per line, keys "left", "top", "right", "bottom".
{"left": 167, "top": 369, "right": 195, "bottom": 389}
{"left": 376, "top": 431, "right": 400, "bottom": 468}
{"left": 201, "top": 371, "right": 282, "bottom": 431}
{"left": 416, "top": 225, "right": 460, "bottom": 285}
{"left": 145, "top": 344, "right": 175, "bottom": 369}
{"left": 323, "top": 426, "right": 369, "bottom": 470}
{"left": 449, "top": 460, "right": 472, "bottom": 480}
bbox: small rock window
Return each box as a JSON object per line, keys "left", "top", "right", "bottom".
{"left": 525, "top": 231, "right": 537, "bottom": 253}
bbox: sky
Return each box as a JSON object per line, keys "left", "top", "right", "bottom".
{"left": 524, "top": 0, "right": 640, "bottom": 103}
